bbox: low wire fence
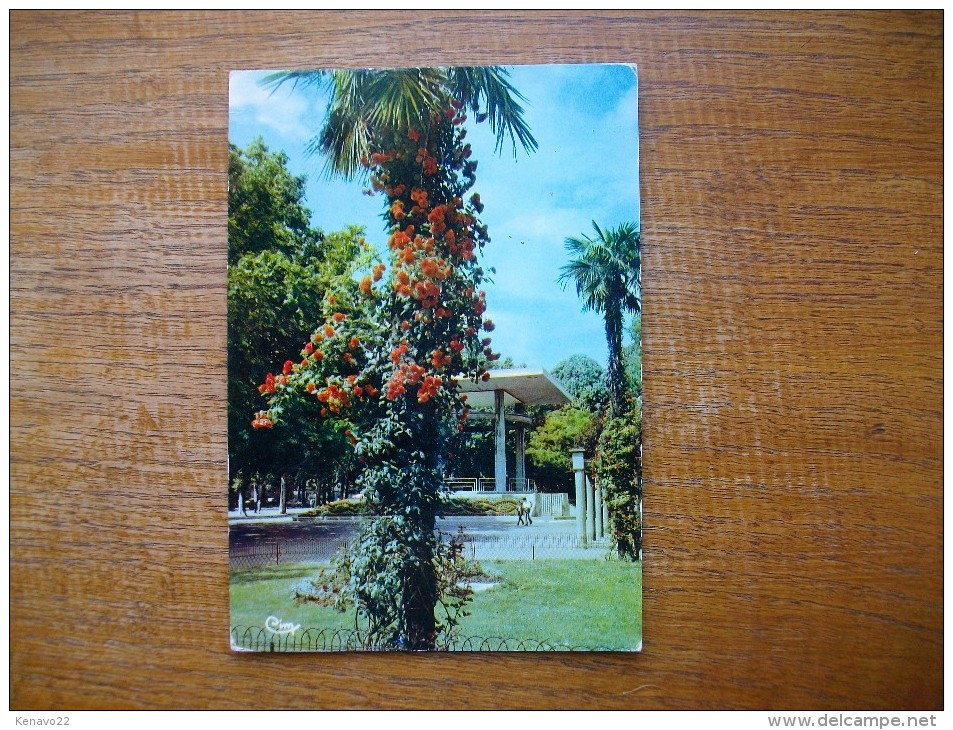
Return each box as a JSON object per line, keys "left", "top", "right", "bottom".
{"left": 230, "top": 625, "right": 612, "bottom": 652}
{"left": 230, "top": 534, "right": 610, "bottom": 569}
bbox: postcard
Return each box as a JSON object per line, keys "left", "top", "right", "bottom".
{"left": 228, "top": 64, "right": 641, "bottom": 651}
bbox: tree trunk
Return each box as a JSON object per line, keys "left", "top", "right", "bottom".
{"left": 279, "top": 473, "right": 288, "bottom": 515}
{"left": 605, "top": 300, "right": 626, "bottom": 416}
{"left": 403, "top": 555, "right": 438, "bottom": 650}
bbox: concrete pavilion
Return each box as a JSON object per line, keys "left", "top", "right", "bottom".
{"left": 454, "top": 369, "right": 572, "bottom": 493}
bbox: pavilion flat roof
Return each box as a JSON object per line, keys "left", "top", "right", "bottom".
{"left": 456, "top": 368, "right": 572, "bottom": 409}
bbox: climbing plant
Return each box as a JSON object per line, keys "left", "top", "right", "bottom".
{"left": 254, "top": 97, "right": 516, "bottom": 649}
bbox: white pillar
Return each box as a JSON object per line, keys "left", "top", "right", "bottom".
{"left": 571, "top": 448, "right": 587, "bottom": 546}
{"left": 494, "top": 390, "right": 506, "bottom": 492}
{"left": 585, "top": 475, "right": 596, "bottom": 542}
{"left": 593, "top": 479, "right": 604, "bottom": 539}
{"left": 602, "top": 489, "right": 610, "bottom": 539}
{"left": 514, "top": 424, "right": 526, "bottom": 489}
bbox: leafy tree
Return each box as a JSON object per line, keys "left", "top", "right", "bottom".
{"left": 257, "top": 67, "right": 535, "bottom": 649}
{"left": 551, "top": 354, "right": 609, "bottom": 413}
{"left": 228, "top": 139, "right": 371, "bottom": 511}
{"left": 558, "top": 221, "right": 641, "bottom": 416}
{"left": 526, "top": 407, "right": 600, "bottom": 493}
{"left": 228, "top": 138, "right": 316, "bottom": 265}
{"left": 495, "top": 356, "right": 526, "bottom": 369}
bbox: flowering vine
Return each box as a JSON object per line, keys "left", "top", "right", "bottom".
{"left": 251, "top": 96, "right": 503, "bottom": 649}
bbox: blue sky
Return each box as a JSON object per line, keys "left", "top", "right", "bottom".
{"left": 229, "top": 64, "right": 639, "bottom": 371}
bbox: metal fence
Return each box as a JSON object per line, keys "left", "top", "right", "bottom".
{"left": 230, "top": 538, "right": 349, "bottom": 569}
{"left": 230, "top": 625, "right": 612, "bottom": 652}
{"left": 230, "top": 534, "right": 609, "bottom": 569}
{"left": 445, "top": 477, "right": 537, "bottom": 492}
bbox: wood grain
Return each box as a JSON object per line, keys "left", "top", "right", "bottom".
{"left": 10, "top": 10, "right": 942, "bottom": 710}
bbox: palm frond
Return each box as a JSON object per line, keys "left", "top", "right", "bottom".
{"left": 261, "top": 70, "right": 331, "bottom": 93}
{"left": 447, "top": 66, "right": 538, "bottom": 157}
{"left": 260, "top": 66, "right": 538, "bottom": 179}
{"left": 365, "top": 68, "right": 444, "bottom": 134}
{"left": 559, "top": 222, "right": 641, "bottom": 316}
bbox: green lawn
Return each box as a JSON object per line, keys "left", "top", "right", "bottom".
{"left": 230, "top": 559, "right": 641, "bottom": 651}
{"left": 458, "top": 560, "right": 641, "bottom": 650}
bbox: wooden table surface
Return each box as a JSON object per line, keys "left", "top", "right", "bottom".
{"left": 10, "top": 11, "right": 943, "bottom": 710}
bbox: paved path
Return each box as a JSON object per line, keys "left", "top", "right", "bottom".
{"left": 229, "top": 514, "right": 604, "bottom": 565}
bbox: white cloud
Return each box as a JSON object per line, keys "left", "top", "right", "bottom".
{"left": 229, "top": 70, "right": 314, "bottom": 143}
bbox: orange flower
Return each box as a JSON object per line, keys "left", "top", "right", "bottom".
{"left": 324, "top": 325, "right": 335, "bottom": 338}
{"left": 410, "top": 188, "right": 428, "bottom": 206}
{"left": 360, "top": 275, "right": 372, "bottom": 295}
{"left": 372, "top": 263, "right": 386, "bottom": 281}
{"left": 420, "top": 258, "right": 439, "bottom": 277}
{"left": 349, "top": 336, "right": 360, "bottom": 350}
{"left": 332, "top": 312, "right": 346, "bottom": 323}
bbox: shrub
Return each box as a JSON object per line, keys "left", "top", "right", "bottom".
{"left": 442, "top": 497, "right": 521, "bottom": 516}
{"left": 300, "top": 496, "right": 520, "bottom": 518}
{"left": 594, "top": 400, "right": 642, "bottom": 561}
{"left": 299, "top": 499, "right": 368, "bottom": 518}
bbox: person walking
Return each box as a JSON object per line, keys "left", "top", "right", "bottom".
{"left": 522, "top": 497, "right": 533, "bottom": 526}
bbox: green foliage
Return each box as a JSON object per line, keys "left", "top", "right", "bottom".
{"left": 624, "top": 313, "right": 642, "bottom": 397}
{"left": 227, "top": 139, "right": 373, "bottom": 488}
{"left": 299, "top": 499, "right": 369, "bottom": 518}
{"left": 594, "top": 401, "right": 642, "bottom": 561}
{"left": 228, "top": 138, "right": 317, "bottom": 265}
{"left": 551, "top": 354, "right": 609, "bottom": 413}
{"left": 300, "top": 496, "right": 522, "bottom": 518}
{"left": 526, "top": 407, "right": 599, "bottom": 492}
{"left": 443, "top": 497, "right": 521, "bottom": 516}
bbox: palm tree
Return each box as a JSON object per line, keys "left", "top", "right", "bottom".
{"left": 559, "top": 221, "right": 641, "bottom": 416}
{"left": 264, "top": 67, "right": 537, "bottom": 179}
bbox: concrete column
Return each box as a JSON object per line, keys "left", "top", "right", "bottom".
{"left": 514, "top": 424, "right": 526, "bottom": 489}
{"left": 585, "top": 475, "right": 596, "bottom": 542}
{"left": 602, "top": 487, "right": 610, "bottom": 539}
{"left": 571, "top": 448, "right": 587, "bottom": 546}
{"left": 494, "top": 390, "right": 506, "bottom": 492}
{"left": 593, "top": 478, "right": 604, "bottom": 539}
